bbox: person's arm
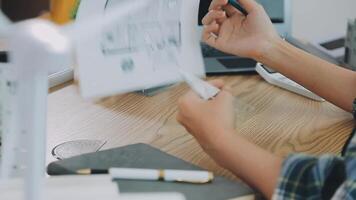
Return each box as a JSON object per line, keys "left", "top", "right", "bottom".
{"left": 176, "top": 80, "right": 349, "bottom": 199}
{"left": 258, "top": 39, "right": 356, "bottom": 112}
{"left": 176, "top": 80, "right": 282, "bottom": 198}
{"left": 202, "top": 0, "right": 356, "bottom": 112}
{"left": 177, "top": 0, "right": 355, "bottom": 198}
{"left": 211, "top": 131, "right": 283, "bottom": 198}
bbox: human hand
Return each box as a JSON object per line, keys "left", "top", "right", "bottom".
{"left": 202, "top": 0, "right": 281, "bottom": 60}
{"left": 177, "top": 80, "right": 283, "bottom": 199}
{"left": 176, "top": 80, "right": 235, "bottom": 152}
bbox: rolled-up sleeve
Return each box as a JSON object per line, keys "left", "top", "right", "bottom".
{"left": 273, "top": 154, "right": 346, "bottom": 200}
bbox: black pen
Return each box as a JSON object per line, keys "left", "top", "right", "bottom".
{"left": 76, "top": 168, "right": 108, "bottom": 174}
{"left": 228, "top": 0, "right": 248, "bottom": 16}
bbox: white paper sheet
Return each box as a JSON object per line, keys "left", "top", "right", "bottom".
{"left": 0, "top": 175, "right": 186, "bottom": 200}
{"left": 75, "top": 0, "right": 204, "bottom": 99}
{"left": 0, "top": 175, "right": 119, "bottom": 200}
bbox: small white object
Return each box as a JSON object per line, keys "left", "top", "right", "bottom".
{"left": 255, "top": 63, "right": 324, "bottom": 101}
{"left": 109, "top": 168, "right": 214, "bottom": 184}
{"left": 179, "top": 69, "right": 220, "bottom": 100}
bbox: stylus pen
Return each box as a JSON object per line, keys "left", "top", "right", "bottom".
{"left": 76, "top": 168, "right": 214, "bottom": 184}
{"left": 228, "top": 0, "right": 248, "bottom": 16}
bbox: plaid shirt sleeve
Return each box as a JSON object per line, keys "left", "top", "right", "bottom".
{"left": 273, "top": 99, "right": 356, "bottom": 200}
{"left": 272, "top": 154, "right": 346, "bottom": 199}
{"left": 272, "top": 99, "right": 356, "bottom": 200}
{"left": 272, "top": 99, "right": 356, "bottom": 199}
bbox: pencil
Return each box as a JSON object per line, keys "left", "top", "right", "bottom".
{"left": 228, "top": 0, "right": 248, "bottom": 16}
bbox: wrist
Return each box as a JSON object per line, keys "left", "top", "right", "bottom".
{"left": 253, "top": 36, "right": 285, "bottom": 63}
{"left": 203, "top": 130, "right": 242, "bottom": 168}
{"left": 203, "top": 127, "right": 235, "bottom": 150}
{"left": 200, "top": 128, "right": 236, "bottom": 157}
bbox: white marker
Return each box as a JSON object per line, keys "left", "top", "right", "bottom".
{"left": 111, "top": 168, "right": 214, "bottom": 184}
{"left": 77, "top": 168, "right": 214, "bottom": 184}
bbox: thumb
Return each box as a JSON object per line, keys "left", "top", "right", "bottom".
{"left": 237, "top": 0, "right": 260, "bottom": 13}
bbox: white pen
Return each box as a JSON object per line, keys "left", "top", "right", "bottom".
{"left": 76, "top": 168, "right": 214, "bottom": 184}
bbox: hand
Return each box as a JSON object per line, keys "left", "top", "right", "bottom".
{"left": 176, "top": 80, "right": 235, "bottom": 152}
{"left": 177, "top": 80, "right": 283, "bottom": 199}
{"left": 202, "top": 0, "right": 280, "bottom": 60}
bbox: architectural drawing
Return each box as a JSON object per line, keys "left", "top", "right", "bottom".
{"left": 101, "top": 0, "right": 182, "bottom": 73}
{"left": 75, "top": 0, "right": 204, "bottom": 99}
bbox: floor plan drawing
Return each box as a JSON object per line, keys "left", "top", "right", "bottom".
{"left": 75, "top": 0, "right": 204, "bottom": 99}
{"left": 101, "top": 0, "right": 182, "bottom": 62}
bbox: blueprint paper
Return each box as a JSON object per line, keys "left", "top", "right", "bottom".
{"left": 75, "top": 0, "right": 204, "bottom": 99}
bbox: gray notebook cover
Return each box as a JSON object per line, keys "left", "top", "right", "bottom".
{"left": 47, "top": 143, "right": 254, "bottom": 200}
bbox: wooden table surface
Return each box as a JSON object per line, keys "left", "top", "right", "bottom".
{"left": 47, "top": 75, "right": 354, "bottom": 180}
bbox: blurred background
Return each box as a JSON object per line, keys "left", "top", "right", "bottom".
{"left": 293, "top": 0, "right": 356, "bottom": 41}
{"left": 1, "top": 0, "right": 356, "bottom": 41}
{"left": 0, "top": 0, "right": 49, "bottom": 21}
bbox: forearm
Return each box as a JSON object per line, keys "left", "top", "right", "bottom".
{"left": 257, "top": 38, "right": 356, "bottom": 112}
{"left": 209, "top": 132, "right": 282, "bottom": 199}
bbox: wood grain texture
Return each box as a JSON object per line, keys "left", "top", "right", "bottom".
{"left": 47, "top": 75, "right": 354, "bottom": 180}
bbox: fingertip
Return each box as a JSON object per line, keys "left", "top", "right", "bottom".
{"left": 202, "top": 10, "right": 226, "bottom": 26}
{"left": 208, "top": 79, "right": 225, "bottom": 89}
{"left": 209, "top": 0, "right": 229, "bottom": 11}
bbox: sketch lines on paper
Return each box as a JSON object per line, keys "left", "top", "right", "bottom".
{"left": 101, "top": 0, "right": 182, "bottom": 72}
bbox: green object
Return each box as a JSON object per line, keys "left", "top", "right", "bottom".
{"left": 228, "top": 0, "right": 248, "bottom": 16}
{"left": 47, "top": 143, "right": 254, "bottom": 200}
{"left": 70, "top": 0, "right": 81, "bottom": 20}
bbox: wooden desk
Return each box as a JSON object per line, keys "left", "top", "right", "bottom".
{"left": 47, "top": 75, "right": 354, "bottom": 180}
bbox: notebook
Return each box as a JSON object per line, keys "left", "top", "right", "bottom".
{"left": 47, "top": 143, "right": 254, "bottom": 200}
